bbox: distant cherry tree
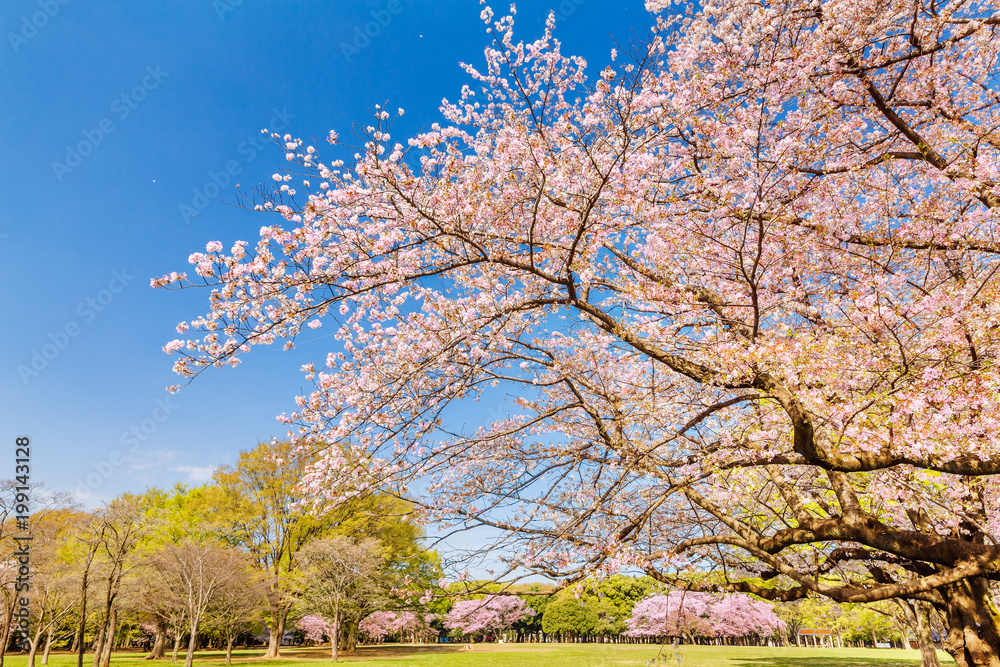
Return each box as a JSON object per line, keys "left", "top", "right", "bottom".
{"left": 443, "top": 596, "right": 534, "bottom": 640}
{"left": 626, "top": 592, "right": 713, "bottom": 639}
{"left": 358, "top": 611, "right": 435, "bottom": 642}
{"left": 296, "top": 614, "right": 336, "bottom": 644}
{"left": 708, "top": 594, "right": 786, "bottom": 640}
{"left": 627, "top": 592, "right": 784, "bottom": 641}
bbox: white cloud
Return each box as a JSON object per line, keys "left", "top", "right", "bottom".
{"left": 129, "top": 449, "right": 179, "bottom": 470}
{"left": 171, "top": 465, "right": 216, "bottom": 482}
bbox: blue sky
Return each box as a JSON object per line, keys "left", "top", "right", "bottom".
{"left": 0, "top": 1, "right": 650, "bottom": 508}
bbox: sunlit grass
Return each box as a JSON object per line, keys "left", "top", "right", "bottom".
{"left": 5, "top": 644, "right": 955, "bottom": 666}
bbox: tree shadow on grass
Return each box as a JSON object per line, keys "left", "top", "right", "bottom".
{"left": 728, "top": 657, "right": 941, "bottom": 667}
{"left": 261, "top": 645, "right": 469, "bottom": 661}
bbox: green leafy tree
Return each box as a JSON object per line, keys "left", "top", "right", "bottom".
{"left": 587, "top": 576, "right": 657, "bottom": 626}
{"left": 838, "top": 603, "right": 903, "bottom": 647}
{"left": 589, "top": 598, "right": 625, "bottom": 636}
{"left": 541, "top": 595, "right": 597, "bottom": 640}
{"left": 212, "top": 441, "right": 437, "bottom": 658}
{"left": 211, "top": 441, "right": 331, "bottom": 658}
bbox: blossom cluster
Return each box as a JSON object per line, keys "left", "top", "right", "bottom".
{"left": 627, "top": 593, "right": 785, "bottom": 638}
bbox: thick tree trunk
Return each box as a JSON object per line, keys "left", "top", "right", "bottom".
{"left": 345, "top": 624, "right": 357, "bottom": 654}
{"left": 264, "top": 610, "right": 288, "bottom": 659}
{"left": 145, "top": 622, "right": 166, "bottom": 660}
{"left": 939, "top": 578, "right": 1000, "bottom": 667}
{"left": 338, "top": 620, "right": 357, "bottom": 654}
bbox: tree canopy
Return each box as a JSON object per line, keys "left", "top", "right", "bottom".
{"left": 160, "top": 2, "right": 1000, "bottom": 665}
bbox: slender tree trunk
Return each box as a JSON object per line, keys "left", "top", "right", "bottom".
{"left": 28, "top": 617, "right": 46, "bottom": 667}
{"left": 0, "top": 591, "right": 20, "bottom": 667}
{"left": 93, "top": 568, "right": 122, "bottom": 667}
{"left": 916, "top": 603, "right": 942, "bottom": 667}
{"left": 939, "top": 577, "right": 1000, "bottom": 667}
{"left": 899, "top": 599, "right": 943, "bottom": 667}
{"left": 0, "top": 596, "right": 10, "bottom": 667}
{"left": 171, "top": 633, "right": 182, "bottom": 663}
{"left": 183, "top": 619, "right": 199, "bottom": 667}
{"left": 330, "top": 614, "right": 340, "bottom": 662}
{"left": 225, "top": 635, "right": 234, "bottom": 665}
{"left": 91, "top": 622, "right": 105, "bottom": 667}
{"left": 1, "top": 588, "right": 25, "bottom": 667}
{"left": 99, "top": 607, "right": 116, "bottom": 667}
{"left": 41, "top": 626, "right": 54, "bottom": 665}
{"left": 76, "top": 542, "right": 98, "bottom": 667}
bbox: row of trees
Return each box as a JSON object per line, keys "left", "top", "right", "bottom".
{"left": 625, "top": 592, "right": 785, "bottom": 643}
{"left": 4, "top": 468, "right": 951, "bottom": 666}
{"left": 341, "top": 576, "right": 924, "bottom": 649}
{"left": 0, "top": 440, "right": 438, "bottom": 667}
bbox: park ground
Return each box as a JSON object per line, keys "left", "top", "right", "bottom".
{"left": 1, "top": 645, "right": 957, "bottom": 667}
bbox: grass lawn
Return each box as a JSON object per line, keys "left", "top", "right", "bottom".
{"left": 2, "top": 645, "right": 956, "bottom": 667}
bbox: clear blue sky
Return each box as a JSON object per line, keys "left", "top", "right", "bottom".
{"left": 1, "top": 1, "right": 649, "bottom": 507}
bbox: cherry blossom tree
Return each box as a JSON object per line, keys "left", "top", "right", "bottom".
{"left": 296, "top": 614, "right": 336, "bottom": 644}
{"left": 627, "top": 592, "right": 785, "bottom": 641}
{"left": 709, "top": 594, "right": 786, "bottom": 640}
{"left": 443, "top": 596, "right": 534, "bottom": 640}
{"left": 160, "top": 2, "right": 1000, "bottom": 665}
{"left": 357, "top": 612, "right": 394, "bottom": 642}
{"left": 358, "top": 611, "right": 435, "bottom": 642}
{"left": 626, "top": 592, "right": 713, "bottom": 639}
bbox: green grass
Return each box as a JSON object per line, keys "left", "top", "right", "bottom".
{"left": 5, "top": 645, "right": 955, "bottom": 667}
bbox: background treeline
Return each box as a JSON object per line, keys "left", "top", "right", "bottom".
{"left": 0, "top": 441, "right": 943, "bottom": 666}
{"left": 1, "top": 440, "right": 439, "bottom": 667}
{"left": 427, "top": 578, "right": 928, "bottom": 649}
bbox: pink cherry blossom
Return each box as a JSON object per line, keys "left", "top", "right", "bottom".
{"left": 162, "top": 4, "right": 1000, "bottom": 664}
{"left": 359, "top": 610, "right": 436, "bottom": 641}
{"left": 443, "top": 596, "right": 534, "bottom": 637}
{"left": 296, "top": 614, "right": 335, "bottom": 643}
